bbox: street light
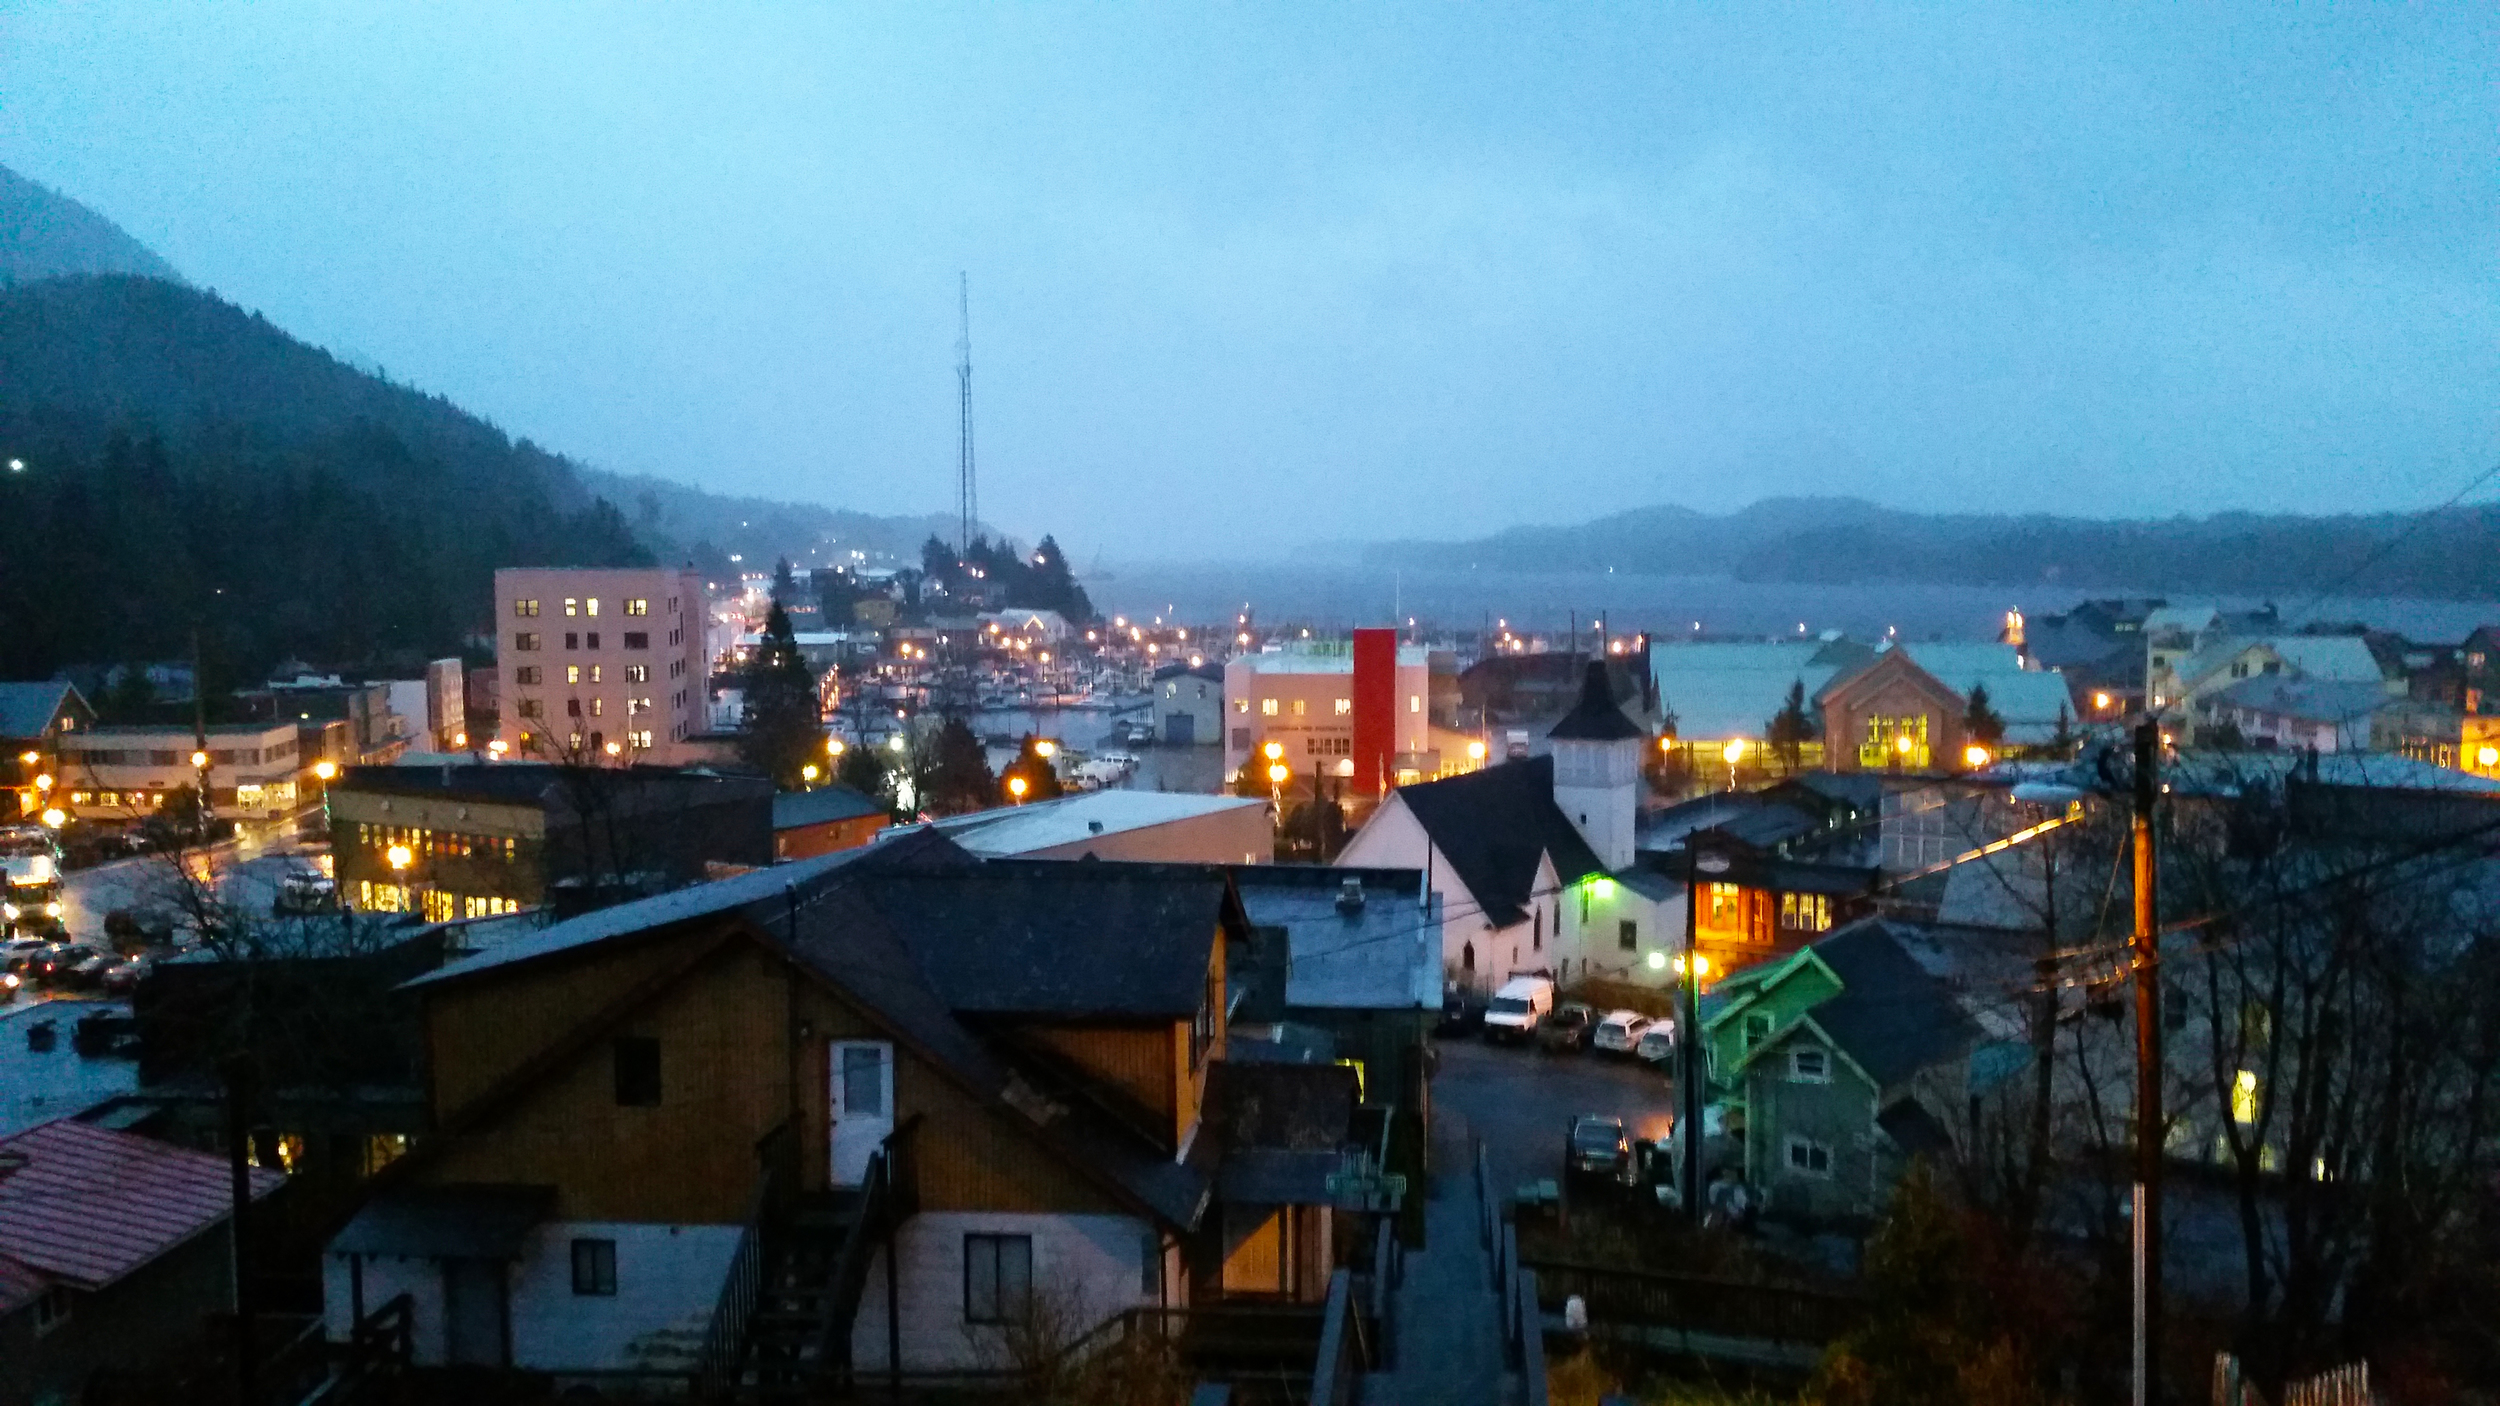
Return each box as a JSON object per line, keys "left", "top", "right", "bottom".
{"left": 191, "top": 750, "right": 210, "bottom": 770}
{"left": 801, "top": 763, "right": 819, "bottom": 785}
{"left": 1035, "top": 740, "right": 1058, "bottom": 758}
{"left": 32, "top": 774, "right": 50, "bottom": 793}
{"left": 312, "top": 760, "right": 337, "bottom": 782}
{"left": 1007, "top": 775, "right": 1028, "bottom": 802}
{"left": 39, "top": 808, "right": 64, "bottom": 829}
{"left": 1964, "top": 744, "right": 1992, "bottom": 769}
{"left": 487, "top": 739, "right": 508, "bottom": 758}
{"left": 386, "top": 844, "right": 412, "bottom": 870}
{"left": 828, "top": 737, "right": 846, "bottom": 756}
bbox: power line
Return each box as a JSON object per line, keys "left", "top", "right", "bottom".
{"left": 2285, "top": 457, "right": 2500, "bottom": 626}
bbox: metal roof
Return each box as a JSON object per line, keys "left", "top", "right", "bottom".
{"left": 0, "top": 680, "right": 83, "bottom": 740}
{"left": 1232, "top": 869, "right": 1439, "bottom": 1012}
{"left": 0, "top": 1119, "right": 280, "bottom": 1304}
{"left": 773, "top": 784, "right": 887, "bottom": 829}
{"left": 1648, "top": 640, "right": 1872, "bottom": 740}
{"left": 929, "top": 791, "right": 1264, "bottom": 857}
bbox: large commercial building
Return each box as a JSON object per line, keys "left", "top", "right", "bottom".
{"left": 492, "top": 568, "right": 710, "bottom": 765}
{"left": 1223, "top": 634, "right": 1432, "bottom": 793}
{"left": 59, "top": 721, "right": 311, "bottom": 825}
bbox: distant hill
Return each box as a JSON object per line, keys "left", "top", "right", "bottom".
{"left": 582, "top": 467, "right": 974, "bottom": 576}
{"left": 0, "top": 164, "right": 183, "bottom": 285}
{"left": 0, "top": 274, "right": 650, "bottom": 686}
{"left": 1360, "top": 496, "right": 2500, "bottom": 603}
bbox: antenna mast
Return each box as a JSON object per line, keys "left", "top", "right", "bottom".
{"left": 955, "top": 273, "right": 977, "bottom": 557}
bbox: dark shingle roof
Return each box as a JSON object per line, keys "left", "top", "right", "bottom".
{"left": 1394, "top": 756, "right": 1604, "bottom": 926}
{"left": 1802, "top": 920, "right": 1980, "bottom": 1089}
{"left": 1546, "top": 661, "right": 1645, "bottom": 741}
{"left": 774, "top": 784, "right": 886, "bottom": 829}
{"left": 850, "top": 867, "right": 1226, "bottom": 1018}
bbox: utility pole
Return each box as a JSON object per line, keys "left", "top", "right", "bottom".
{"left": 955, "top": 274, "right": 977, "bottom": 559}
{"left": 2130, "top": 719, "right": 2163, "bottom": 1406}
{"left": 1678, "top": 847, "right": 1714, "bottom": 1222}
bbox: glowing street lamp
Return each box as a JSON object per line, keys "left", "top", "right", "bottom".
{"left": 312, "top": 760, "right": 337, "bottom": 782}
{"left": 31, "top": 774, "right": 50, "bottom": 793}
{"left": 190, "top": 750, "right": 210, "bottom": 770}
{"left": 1964, "top": 744, "right": 1992, "bottom": 769}
{"left": 1007, "top": 775, "right": 1029, "bottom": 802}
{"left": 38, "top": 805, "right": 65, "bottom": 827}
{"left": 487, "top": 739, "right": 508, "bottom": 758}
{"left": 801, "top": 763, "right": 820, "bottom": 785}
{"left": 386, "top": 844, "right": 413, "bottom": 871}
{"left": 828, "top": 737, "right": 846, "bottom": 756}
{"left": 603, "top": 741, "right": 623, "bottom": 758}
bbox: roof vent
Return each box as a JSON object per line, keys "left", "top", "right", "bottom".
{"left": 1088, "top": 820, "right": 1105, "bottom": 835}
{"left": 1336, "top": 876, "right": 1366, "bottom": 915}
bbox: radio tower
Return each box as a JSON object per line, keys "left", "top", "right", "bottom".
{"left": 955, "top": 273, "right": 977, "bottom": 558}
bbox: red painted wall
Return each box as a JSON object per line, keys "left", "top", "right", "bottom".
{"left": 1352, "top": 628, "right": 1397, "bottom": 798}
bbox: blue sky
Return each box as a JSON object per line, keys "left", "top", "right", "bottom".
{"left": 3, "top": 4, "right": 2492, "bottom": 554}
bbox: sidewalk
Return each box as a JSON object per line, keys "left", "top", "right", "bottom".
{"left": 1364, "top": 1108, "right": 1515, "bottom": 1406}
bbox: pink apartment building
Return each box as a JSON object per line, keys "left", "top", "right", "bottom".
{"left": 493, "top": 568, "right": 711, "bottom": 764}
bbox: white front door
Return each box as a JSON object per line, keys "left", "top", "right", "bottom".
{"left": 828, "top": 1040, "right": 894, "bottom": 1186}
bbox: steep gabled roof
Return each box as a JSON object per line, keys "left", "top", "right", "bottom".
{"left": 1755, "top": 920, "right": 1980, "bottom": 1089}
{"left": 1547, "top": 661, "right": 1644, "bottom": 741}
{"left": 1391, "top": 756, "right": 1603, "bottom": 926}
{"left": 0, "top": 680, "right": 86, "bottom": 740}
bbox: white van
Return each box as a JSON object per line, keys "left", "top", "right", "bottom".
{"left": 1482, "top": 975, "right": 1555, "bottom": 1042}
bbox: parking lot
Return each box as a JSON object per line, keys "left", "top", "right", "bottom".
{"left": 1431, "top": 1028, "right": 1681, "bottom": 1196}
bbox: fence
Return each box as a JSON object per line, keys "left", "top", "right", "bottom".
{"left": 2215, "top": 1354, "right": 2375, "bottom": 1406}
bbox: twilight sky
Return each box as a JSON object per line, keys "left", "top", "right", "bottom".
{"left": 2, "top": 4, "right": 2493, "bottom": 556}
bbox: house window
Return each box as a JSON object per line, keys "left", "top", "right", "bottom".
{"left": 632, "top": 730, "right": 653, "bottom": 749}
{"left": 1742, "top": 1013, "right": 1772, "bottom": 1050}
{"left": 584, "top": 597, "right": 600, "bottom": 617}
{"left": 1860, "top": 714, "right": 1930, "bottom": 769}
{"left": 1334, "top": 698, "right": 1352, "bottom": 715}
{"left": 1618, "top": 919, "right": 1637, "bottom": 952}
{"left": 513, "top": 598, "right": 540, "bottom": 617}
{"left": 626, "top": 598, "right": 649, "bottom": 616}
{"left": 1292, "top": 698, "right": 1307, "bottom": 716}
{"left": 1409, "top": 695, "right": 1422, "bottom": 713}
{"left": 964, "top": 1233, "right": 1033, "bottom": 1325}
{"left": 1261, "top": 698, "right": 1278, "bottom": 716}
{"left": 842, "top": 1045, "right": 886, "bottom": 1117}
{"left": 572, "top": 1238, "right": 618, "bottom": 1296}
{"left": 564, "top": 632, "right": 580, "bottom": 650}
{"left": 1707, "top": 883, "right": 1740, "bottom": 924}
{"left": 566, "top": 699, "right": 582, "bottom": 718}
{"left": 564, "top": 598, "right": 580, "bottom": 617}
{"left": 1784, "top": 1136, "right": 1833, "bottom": 1177}
{"left": 566, "top": 665, "right": 582, "bottom": 685}
{"left": 31, "top": 1284, "right": 71, "bottom": 1335}
{"left": 586, "top": 632, "right": 602, "bottom": 649}
{"left": 589, "top": 665, "right": 603, "bottom": 683}
{"left": 517, "top": 699, "right": 544, "bottom": 719}
{"left": 515, "top": 632, "right": 540, "bottom": 651}
{"left": 613, "top": 1036, "right": 661, "bottom": 1106}
{"left": 1532, "top": 909, "right": 1541, "bottom": 951}
{"left": 623, "top": 632, "right": 648, "bottom": 650}
{"left": 590, "top": 699, "right": 604, "bottom": 717}
{"left": 515, "top": 666, "right": 542, "bottom": 686}
{"left": 1235, "top": 699, "right": 1249, "bottom": 714}
{"left": 1779, "top": 892, "right": 1832, "bottom": 932}
{"left": 1788, "top": 1047, "right": 1830, "bottom": 1083}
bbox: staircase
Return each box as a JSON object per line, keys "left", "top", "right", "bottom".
{"left": 735, "top": 1192, "right": 866, "bottom": 1397}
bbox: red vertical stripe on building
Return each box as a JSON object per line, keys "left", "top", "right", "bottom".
{"left": 1352, "top": 628, "right": 1397, "bottom": 798}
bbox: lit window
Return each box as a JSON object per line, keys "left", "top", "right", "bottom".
{"left": 2233, "top": 1070, "right": 2259, "bottom": 1125}
{"left": 513, "top": 599, "right": 540, "bottom": 617}
{"left": 1410, "top": 695, "right": 1421, "bottom": 713}
{"left": 589, "top": 665, "right": 603, "bottom": 683}
{"left": 1235, "top": 699, "right": 1249, "bottom": 714}
{"left": 1260, "top": 699, "right": 1278, "bottom": 717}
{"left": 585, "top": 597, "right": 600, "bottom": 617}
{"left": 1784, "top": 1136, "right": 1832, "bottom": 1176}
{"left": 1788, "top": 1048, "right": 1830, "bottom": 1083}
{"left": 1334, "top": 698, "right": 1352, "bottom": 715}
{"left": 564, "top": 598, "right": 579, "bottom": 617}
{"left": 625, "top": 664, "right": 649, "bottom": 683}
{"left": 1293, "top": 699, "right": 1307, "bottom": 716}
{"left": 590, "top": 698, "right": 604, "bottom": 717}
{"left": 566, "top": 665, "right": 582, "bottom": 685}
{"left": 626, "top": 598, "right": 649, "bottom": 616}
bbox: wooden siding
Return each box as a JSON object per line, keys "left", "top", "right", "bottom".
{"left": 1024, "top": 1024, "right": 1178, "bottom": 1134}
{"left": 427, "top": 930, "right": 717, "bottom": 1117}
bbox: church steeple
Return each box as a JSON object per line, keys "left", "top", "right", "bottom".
{"left": 1546, "top": 661, "right": 1642, "bottom": 869}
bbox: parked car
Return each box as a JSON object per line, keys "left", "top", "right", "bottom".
{"left": 1536, "top": 1002, "right": 1595, "bottom": 1053}
{"left": 65, "top": 949, "right": 116, "bottom": 989}
{"left": 273, "top": 870, "right": 340, "bottom": 916}
{"left": 1592, "top": 1010, "right": 1654, "bottom": 1056}
{"left": 1482, "top": 975, "right": 1556, "bottom": 1043}
{"left": 1565, "top": 1114, "right": 1636, "bottom": 1188}
{"left": 1635, "top": 1022, "right": 1677, "bottom": 1066}
{"left": 1436, "top": 988, "right": 1484, "bottom": 1037}
{"left": 101, "top": 952, "right": 160, "bottom": 994}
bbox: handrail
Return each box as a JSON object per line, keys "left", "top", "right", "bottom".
{"left": 1367, "top": 1216, "right": 1396, "bottom": 1368}
{"left": 1307, "top": 1268, "right": 1363, "bottom": 1406}
{"left": 1517, "top": 1268, "right": 1548, "bottom": 1406}
{"left": 814, "top": 1148, "right": 894, "bottom": 1385}
{"left": 692, "top": 1119, "right": 795, "bottom": 1396}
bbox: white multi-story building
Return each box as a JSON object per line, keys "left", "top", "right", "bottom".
{"left": 1222, "top": 642, "right": 1431, "bottom": 782}
{"left": 493, "top": 568, "right": 710, "bottom": 764}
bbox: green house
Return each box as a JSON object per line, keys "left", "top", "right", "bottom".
{"left": 1699, "top": 919, "right": 1981, "bottom": 1223}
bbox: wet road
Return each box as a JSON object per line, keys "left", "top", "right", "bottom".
{"left": 1431, "top": 1032, "right": 1680, "bottom": 1195}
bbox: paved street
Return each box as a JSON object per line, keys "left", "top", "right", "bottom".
{"left": 56, "top": 816, "right": 327, "bottom": 943}
{"left": 1431, "top": 1033, "right": 1679, "bottom": 1198}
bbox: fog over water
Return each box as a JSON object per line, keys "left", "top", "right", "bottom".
{"left": 1096, "top": 563, "right": 2496, "bottom": 643}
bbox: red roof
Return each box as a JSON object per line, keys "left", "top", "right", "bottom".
{"left": 0, "top": 1118, "right": 282, "bottom": 1308}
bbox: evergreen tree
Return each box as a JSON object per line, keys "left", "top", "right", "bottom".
{"left": 1966, "top": 683, "right": 2007, "bottom": 749}
{"left": 1766, "top": 679, "right": 1815, "bottom": 772}
{"left": 921, "top": 716, "right": 995, "bottom": 815}
{"left": 833, "top": 739, "right": 890, "bottom": 805}
{"left": 817, "top": 569, "right": 857, "bottom": 628}
{"left": 999, "top": 735, "right": 1065, "bottom": 804}
{"left": 737, "top": 603, "right": 822, "bottom": 789}
{"left": 919, "top": 535, "right": 959, "bottom": 586}
{"left": 770, "top": 556, "right": 798, "bottom": 606}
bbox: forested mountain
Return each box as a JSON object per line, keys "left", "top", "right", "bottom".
{"left": 0, "top": 164, "right": 183, "bottom": 285}
{"left": 1360, "top": 495, "right": 2500, "bottom": 601}
{"left": 0, "top": 274, "right": 649, "bottom": 687}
